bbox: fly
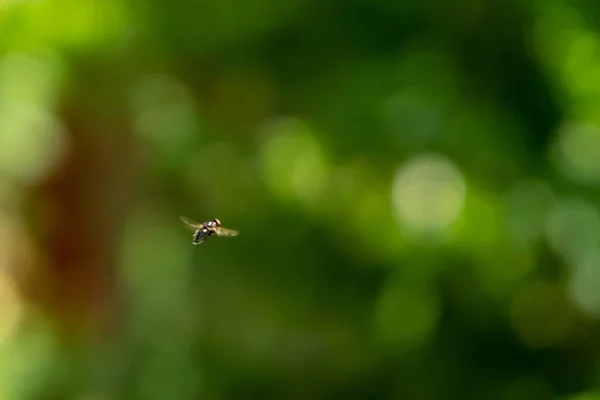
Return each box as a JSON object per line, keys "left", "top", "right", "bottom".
{"left": 180, "top": 216, "right": 239, "bottom": 245}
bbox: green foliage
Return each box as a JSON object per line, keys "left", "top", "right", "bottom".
{"left": 0, "top": 0, "right": 599, "bottom": 399}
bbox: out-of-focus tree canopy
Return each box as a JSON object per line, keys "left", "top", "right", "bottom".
{"left": 1, "top": 0, "right": 600, "bottom": 399}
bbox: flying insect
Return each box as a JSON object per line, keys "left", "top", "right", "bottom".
{"left": 180, "top": 216, "right": 239, "bottom": 245}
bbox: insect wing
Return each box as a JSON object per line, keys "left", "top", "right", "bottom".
{"left": 213, "top": 226, "right": 239, "bottom": 237}
{"left": 180, "top": 216, "right": 203, "bottom": 230}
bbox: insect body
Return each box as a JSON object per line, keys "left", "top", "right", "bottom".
{"left": 180, "top": 216, "right": 239, "bottom": 245}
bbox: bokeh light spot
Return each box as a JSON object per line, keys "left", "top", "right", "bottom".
{"left": 56, "top": 0, "right": 130, "bottom": 49}
{"left": 391, "top": 153, "right": 466, "bottom": 237}
{"left": 506, "top": 179, "right": 555, "bottom": 244}
{"left": 0, "top": 316, "right": 60, "bottom": 400}
{"left": 553, "top": 123, "right": 600, "bottom": 184}
{"left": 0, "top": 107, "right": 69, "bottom": 185}
{"left": 509, "top": 281, "right": 574, "bottom": 349}
{"left": 373, "top": 278, "right": 440, "bottom": 354}
{"left": 0, "top": 51, "right": 68, "bottom": 184}
{"left": 259, "top": 118, "right": 330, "bottom": 207}
{"left": 384, "top": 92, "right": 442, "bottom": 144}
{"left": 0, "top": 51, "right": 64, "bottom": 108}
{"left": 544, "top": 197, "right": 600, "bottom": 264}
{"left": 473, "top": 246, "right": 535, "bottom": 298}
{"left": 119, "top": 208, "right": 193, "bottom": 310}
{"left": 567, "top": 250, "right": 600, "bottom": 317}
{"left": 129, "top": 74, "right": 199, "bottom": 146}
{"left": 0, "top": 271, "right": 23, "bottom": 344}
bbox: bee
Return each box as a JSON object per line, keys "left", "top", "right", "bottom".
{"left": 180, "top": 216, "right": 239, "bottom": 245}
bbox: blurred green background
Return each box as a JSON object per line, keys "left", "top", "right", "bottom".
{"left": 1, "top": 0, "right": 600, "bottom": 399}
